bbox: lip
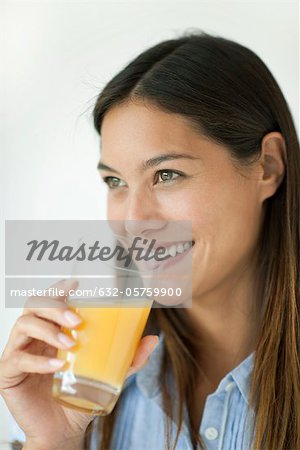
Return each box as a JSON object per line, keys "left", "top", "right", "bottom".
{"left": 151, "top": 240, "right": 193, "bottom": 250}
{"left": 124, "top": 238, "right": 194, "bottom": 250}
{"left": 157, "top": 242, "right": 194, "bottom": 270}
{"left": 135, "top": 241, "right": 194, "bottom": 272}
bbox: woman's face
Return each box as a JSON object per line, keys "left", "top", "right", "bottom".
{"left": 99, "top": 101, "right": 264, "bottom": 302}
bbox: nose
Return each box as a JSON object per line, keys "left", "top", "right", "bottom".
{"left": 124, "top": 187, "right": 167, "bottom": 238}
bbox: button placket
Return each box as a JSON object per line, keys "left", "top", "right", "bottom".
{"left": 199, "top": 392, "right": 224, "bottom": 449}
{"left": 199, "top": 377, "right": 236, "bottom": 450}
{"left": 217, "top": 380, "right": 236, "bottom": 450}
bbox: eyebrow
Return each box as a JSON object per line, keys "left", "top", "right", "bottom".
{"left": 97, "top": 153, "right": 201, "bottom": 174}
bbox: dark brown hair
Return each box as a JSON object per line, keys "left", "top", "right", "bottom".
{"left": 86, "top": 31, "right": 300, "bottom": 450}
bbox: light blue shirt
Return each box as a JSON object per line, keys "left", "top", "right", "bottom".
{"left": 90, "top": 334, "right": 256, "bottom": 450}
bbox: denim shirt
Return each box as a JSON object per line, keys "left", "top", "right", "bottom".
{"left": 90, "top": 334, "right": 256, "bottom": 450}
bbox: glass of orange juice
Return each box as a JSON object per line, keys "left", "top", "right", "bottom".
{"left": 52, "top": 298, "right": 152, "bottom": 415}
{"left": 52, "top": 231, "right": 156, "bottom": 415}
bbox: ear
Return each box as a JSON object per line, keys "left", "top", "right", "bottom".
{"left": 257, "top": 131, "right": 286, "bottom": 202}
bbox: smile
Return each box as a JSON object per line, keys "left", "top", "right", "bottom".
{"left": 140, "top": 240, "right": 195, "bottom": 259}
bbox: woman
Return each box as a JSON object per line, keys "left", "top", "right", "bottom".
{"left": 1, "top": 31, "right": 299, "bottom": 450}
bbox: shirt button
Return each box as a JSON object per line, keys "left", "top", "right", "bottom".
{"left": 204, "top": 427, "right": 219, "bottom": 440}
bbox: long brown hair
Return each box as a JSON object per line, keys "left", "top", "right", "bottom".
{"left": 86, "top": 31, "right": 300, "bottom": 450}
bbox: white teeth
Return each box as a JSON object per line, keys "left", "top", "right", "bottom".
{"left": 141, "top": 241, "right": 193, "bottom": 260}
{"left": 168, "top": 245, "right": 177, "bottom": 257}
{"left": 176, "top": 243, "right": 184, "bottom": 254}
{"left": 183, "top": 242, "right": 190, "bottom": 251}
{"left": 165, "top": 241, "right": 193, "bottom": 257}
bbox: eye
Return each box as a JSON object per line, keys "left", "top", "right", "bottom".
{"left": 155, "top": 169, "right": 183, "bottom": 184}
{"left": 102, "top": 176, "right": 126, "bottom": 189}
{"left": 102, "top": 169, "right": 184, "bottom": 190}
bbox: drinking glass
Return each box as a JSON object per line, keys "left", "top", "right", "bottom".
{"left": 52, "top": 232, "right": 155, "bottom": 415}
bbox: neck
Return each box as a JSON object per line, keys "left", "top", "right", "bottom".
{"left": 186, "top": 262, "right": 261, "bottom": 387}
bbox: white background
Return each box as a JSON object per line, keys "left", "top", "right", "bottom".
{"left": 1, "top": 0, "right": 299, "bottom": 446}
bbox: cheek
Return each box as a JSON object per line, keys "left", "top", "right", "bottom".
{"left": 191, "top": 183, "right": 262, "bottom": 292}
{"left": 107, "top": 200, "right": 123, "bottom": 221}
{"left": 187, "top": 175, "right": 260, "bottom": 239}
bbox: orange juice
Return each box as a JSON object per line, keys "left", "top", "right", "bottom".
{"left": 52, "top": 300, "right": 152, "bottom": 415}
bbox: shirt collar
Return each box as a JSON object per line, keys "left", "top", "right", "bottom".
{"left": 229, "top": 351, "right": 254, "bottom": 404}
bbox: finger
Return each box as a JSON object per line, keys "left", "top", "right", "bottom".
{"left": 0, "top": 351, "right": 66, "bottom": 390}
{"left": 22, "top": 279, "right": 82, "bottom": 328}
{"left": 126, "top": 335, "right": 159, "bottom": 378}
{"left": 17, "top": 352, "right": 66, "bottom": 373}
{"left": 3, "top": 315, "right": 76, "bottom": 356}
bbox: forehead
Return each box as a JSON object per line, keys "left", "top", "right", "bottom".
{"left": 100, "top": 101, "right": 209, "bottom": 157}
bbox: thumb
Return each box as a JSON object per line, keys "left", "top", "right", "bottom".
{"left": 126, "top": 335, "right": 160, "bottom": 378}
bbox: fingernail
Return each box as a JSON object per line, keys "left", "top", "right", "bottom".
{"left": 58, "top": 332, "right": 76, "bottom": 348}
{"left": 63, "top": 310, "right": 82, "bottom": 326}
{"left": 49, "top": 358, "right": 65, "bottom": 368}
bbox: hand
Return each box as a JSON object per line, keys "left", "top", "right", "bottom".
{"left": 0, "top": 279, "right": 159, "bottom": 450}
